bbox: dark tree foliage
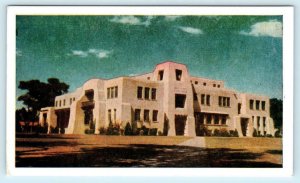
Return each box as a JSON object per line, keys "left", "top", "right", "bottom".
{"left": 270, "top": 98, "right": 283, "bottom": 130}
{"left": 17, "top": 78, "right": 69, "bottom": 121}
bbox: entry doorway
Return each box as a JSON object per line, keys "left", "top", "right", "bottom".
{"left": 240, "top": 118, "right": 249, "bottom": 136}
{"left": 175, "top": 115, "right": 187, "bottom": 136}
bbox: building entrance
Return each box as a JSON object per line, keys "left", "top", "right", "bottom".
{"left": 175, "top": 115, "right": 187, "bottom": 136}
{"left": 241, "top": 118, "right": 249, "bottom": 136}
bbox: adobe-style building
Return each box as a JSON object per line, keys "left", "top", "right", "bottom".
{"left": 39, "top": 61, "right": 276, "bottom": 137}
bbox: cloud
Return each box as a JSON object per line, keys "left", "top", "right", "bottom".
{"left": 16, "top": 49, "right": 22, "bottom": 57}
{"left": 164, "top": 16, "right": 182, "bottom": 21}
{"left": 110, "top": 16, "right": 154, "bottom": 26}
{"left": 71, "top": 50, "right": 88, "bottom": 57}
{"left": 71, "top": 49, "right": 113, "bottom": 59}
{"left": 240, "top": 20, "right": 282, "bottom": 38}
{"left": 178, "top": 26, "right": 203, "bottom": 35}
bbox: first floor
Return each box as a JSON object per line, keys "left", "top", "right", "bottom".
{"left": 39, "top": 103, "right": 276, "bottom": 137}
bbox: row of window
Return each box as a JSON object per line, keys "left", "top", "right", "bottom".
{"left": 252, "top": 116, "right": 267, "bottom": 128}
{"left": 134, "top": 109, "right": 158, "bottom": 122}
{"left": 249, "top": 100, "right": 266, "bottom": 111}
{"left": 195, "top": 113, "right": 227, "bottom": 125}
{"left": 158, "top": 69, "right": 183, "bottom": 81}
{"left": 108, "top": 109, "right": 117, "bottom": 122}
{"left": 55, "top": 97, "right": 76, "bottom": 107}
{"left": 219, "top": 96, "right": 230, "bottom": 107}
{"left": 107, "top": 86, "right": 118, "bottom": 99}
{"left": 137, "top": 86, "right": 157, "bottom": 100}
{"left": 194, "top": 81, "right": 221, "bottom": 88}
{"left": 200, "top": 94, "right": 211, "bottom": 106}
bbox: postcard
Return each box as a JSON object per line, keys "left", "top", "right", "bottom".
{"left": 6, "top": 6, "right": 293, "bottom": 176}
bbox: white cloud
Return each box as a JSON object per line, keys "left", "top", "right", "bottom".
{"left": 16, "top": 49, "right": 22, "bottom": 57}
{"left": 178, "top": 26, "right": 203, "bottom": 35}
{"left": 110, "top": 16, "right": 154, "bottom": 26}
{"left": 240, "top": 20, "right": 282, "bottom": 38}
{"left": 164, "top": 16, "right": 182, "bottom": 21}
{"left": 71, "top": 50, "right": 88, "bottom": 57}
{"left": 71, "top": 49, "right": 113, "bottom": 59}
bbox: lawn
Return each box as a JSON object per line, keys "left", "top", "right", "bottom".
{"left": 15, "top": 134, "right": 282, "bottom": 167}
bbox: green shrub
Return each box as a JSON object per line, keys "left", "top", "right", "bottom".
{"left": 124, "top": 122, "right": 133, "bottom": 136}
{"left": 219, "top": 128, "right": 230, "bottom": 137}
{"left": 229, "top": 129, "right": 239, "bottom": 137}
{"left": 266, "top": 134, "right": 273, "bottom": 138}
{"left": 157, "top": 130, "right": 163, "bottom": 136}
{"left": 275, "top": 130, "right": 282, "bottom": 138}
{"left": 213, "top": 129, "right": 220, "bottom": 136}
{"left": 149, "top": 128, "right": 158, "bottom": 136}
{"left": 85, "top": 129, "right": 95, "bottom": 134}
{"left": 99, "top": 127, "right": 106, "bottom": 135}
{"left": 141, "top": 125, "right": 149, "bottom": 136}
{"left": 252, "top": 129, "right": 258, "bottom": 137}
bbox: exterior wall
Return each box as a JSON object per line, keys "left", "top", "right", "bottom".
{"left": 39, "top": 61, "right": 276, "bottom": 137}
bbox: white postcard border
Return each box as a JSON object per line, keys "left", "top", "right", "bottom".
{"left": 6, "top": 6, "right": 294, "bottom": 177}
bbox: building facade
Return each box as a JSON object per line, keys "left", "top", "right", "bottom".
{"left": 39, "top": 61, "right": 276, "bottom": 137}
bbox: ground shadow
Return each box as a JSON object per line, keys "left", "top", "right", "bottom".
{"left": 16, "top": 144, "right": 282, "bottom": 168}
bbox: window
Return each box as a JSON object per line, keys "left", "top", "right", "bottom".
{"left": 114, "top": 109, "right": 116, "bottom": 121}
{"left": 193, "top": 93, "right": 198, "bottom": 101}
{"left": 55, "top": 101, "right": 58, "bottom": 107}
{"left": 144, "top": 109, "right": 150, "bottom": 122}
{"left": 263, "top": 117, "right": 266, "bottom": 127}
{"left": 147, "top": 77, "right": 150, "bottom": 80}
{"left": 195, "top": 81, "right": 198, "bottom": 85}
{"left": 206, "top": 95, "right": 210, "bottom": 106}
{"left": 256, "top": 100, "right": 260, "bottom": 110}
{"left": 158, "top": 70, "right": 164, "bottom": 81}
{"left": 262, "top": 101, "right": 266, "bottom": 110}
{"left": 59, "top": 100, "right": 61, "bottom": 107}
{"left": 115, "top": 86, "right": 118, "bottom": 98}
{"left": 175, "top": 69, "right": 182, "bottom": 81}
{"left": 108, "top": 109, "right": 112, "bottom": 123}
{"left": 217, "top": 84, "right": 220, "bottom": 88}
{"left": 201, "top": 94, "right": 205, "bottom": 104}
{"left": 221, "top": 116, "right": 227, "bottom": 125}
{"left": 207, "top": 114, "right": 212, "bottom": 124}
{"left": 134, "top": 109, "right": 141, "bottom": 121}
{"left": 63, "top": 99, "right": 65, "bottom": 106}
{"left": 219, "top": 96, "right": 230, "bottom": 107}
{"left": 151, "top": 88, "right": 156, "bottom": 100}
{"left": 145, "top": 87, "right": 150, "bottom": 100}
{"left": 70, "top": 98, "right": 72, "bottom": 105}
{"left": 250, "top": 100, "right": 254, "bottom": 110}
{"left": 111, "top": 87, "right": 114, "bottom": 98}
{"left": 257, "top": 116, "right": 260, "bottom": 127}
{"left": 73, "top": 97, "right": 75, "bottom": 101}
{"left": 203, "top": 82, "right": 207, "bottom": 86}
{"left": 213, "top": 84, "right": 216, "bottom": 87}
{"left": 214, "top": 115, "right": 219, "bottom": 125}
{"left": 238, "top": 103, "right": 241, "bottom": 114}
{"left": 175, "top": 94, "right": 186, "bottom": 108}
{"left": 107, "top": 88, "right": 110, "bottom": 99}
{"left": 137, "top": 86, "right": 143, "bottom": 99}
{"left": 152, "top": 110, "right": 158, "bottom": 121}
{"left": 85, "top": 90, "right": 94, "bottom": 100}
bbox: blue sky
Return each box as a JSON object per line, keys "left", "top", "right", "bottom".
{"left": 16, "top": 15, "right": 282, "bottom": 108}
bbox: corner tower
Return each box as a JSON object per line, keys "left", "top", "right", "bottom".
{"left": 153, "top": 61, "right": 196, "bottom": 136}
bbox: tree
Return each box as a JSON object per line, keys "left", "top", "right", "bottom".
{"left": 270, "top": 98, "right": 283, "bottom": 131}
{"left": 17, "top": 78, "right": 69, "bottom": 121}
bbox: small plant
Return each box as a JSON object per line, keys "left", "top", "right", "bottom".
{"left": 157, "top": 130, "right": 163, "bottom": 136}
{"left": 219, "top": 128, "right": 230, "bottom": 137}
{"left": 252, "top": 129, "right": 258, "bottom": 137}
{"left": 213, "top": 129, "right": 220, "bottom": 136}
{"left": 85, "top": 129, "right": 95, "bottom": 134}
{"left": 124, "top": 122, "right": 133, "bottom": 136}
{"left": 99, "top": 127, "right": 106, "bottom": 135}
{"left": 275, "top": 130, "right": 282, "bottom": 138}
{"left": 149, "top": 128, "right": 158, "bottom": 136}
{"left": 229, "top": 129, "right": 239, "bottom": 137}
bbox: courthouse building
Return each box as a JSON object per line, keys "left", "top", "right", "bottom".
{"left": 39, "top": 61, "right": 276, "bottom": 137}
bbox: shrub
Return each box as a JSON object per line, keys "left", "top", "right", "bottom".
{"left": 229, "top": 129, "right": 239, "bottom": 137}
{"left": 266, "top": 134, "right": 273, "bottom": 138}
{"left": 141, "top": 125, "right": 149, "bottom": 136}
{"left": 219, "top": 128, "right": 230, "bottom": 137}
{"left": 85, "top": 129, "right": 95, "bottom": 134}
{"left": 197, "top": 125, "right": 211, "bottom": 136}
{"left": 275, "top": 130, "right": 282, "bottom": 138}
{"left": 252, "top": 129, "right": 258, "bottom": 137}
{"left": 106, "top": 121, "right": 120, "bottom": 135}
{"left": 99, "top": 127, "right": 106, "bottom": 135}
{"left": 157, "top": 130, "right": 163, "bottom": 136}
{"left": 149, "top": 128, "right": 158, "bottom": 136}
{"left": 213, "top": 129, "right": 220, "bottom": 136}
{"left": 124, "top": 122, "right": 133, "bottom": 136}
